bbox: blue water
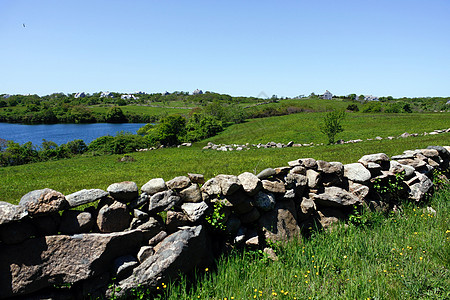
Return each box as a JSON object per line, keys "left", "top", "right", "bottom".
{"left": 0, "top": 123, "right": 147, "bottom": 146}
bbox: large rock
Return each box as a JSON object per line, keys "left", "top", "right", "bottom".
{"left": 258, "top": 200, "right": 300, "bottom": 242}
{"left": 215, "top": 175, "right": 241, "bottom": 195}
{"left": 97, "top": 201, "right": 131, "bottom": 233}
{"left": 114, "top": 226, "right": 211, "bottom": 298}
{"left": 166, "top": 176, "right": 191, "bottom": 190}
{"left": 148, "top": 190, "right": 180, "bottom": 213}
{"left": 313, "top": 187, "right": 360, "bottom": 207}
{"left": 66, "top": 189, "right": 108, "bottom": 208}
{"left": 0, "top": 230, "right": 144, "bottom": 299}
{"left": 407, "top": 172, "right": 434, "bottom": 202}
{"left": 285, "top": 173, "right": 308, "bottom": 195}
{"left": 306, "top": 169, "right": 321, "bottom": 188}
{"left": 238, "top": 172, "right": 262, "bottom": 196}
{"left": 225, "top": 190, "right": 254, "bottom": 215}
{"left": 179, "top": 184, "right": 202, "bottom": 203}
{"left": 59, "top": 210, "right": 94, "bottom": 235}
{"left": 165, "top": 211, "right": 190, "bottom": 233}
{"left": 358, "top": 153, "right": 390, "bottom": 170}
{"left": 262, "top": 179, "right": 286, "bottom": 194}
{"left": 256, "top": 168, "right": 276, "bottom": 179}
{"left": 188, "top": 173, "right": 205, "bottom": 184}
{"left": 0, "top": 201, "right": 28, "bottom": 225}
{"left": 427, "top": 146, "right": 450, "bottom": 159}
{"left": 348, "top": 181, "right": 370, "bottom": 201}
{"left": 253, "top": 191, "right": 276, "bottom": 211}
{"left": 344, "top": 163, "right": 371, "bottom": 183}
{"left": 19, "top": 189, "right": 68, "bottom": 216}
{"left": 141, "top": 178, "right": 167, "bottom": 195}
{"left": 317, "top": 160, "right": 344, "bottom": 174}
{"left": 200, "top": 178, "right": 221, "bottom": 200}
{"left": 107, "top": 181, "right": 139, "bottom": 203}
{"left": 181, "top": 201, "right": 209, "bottom": 222}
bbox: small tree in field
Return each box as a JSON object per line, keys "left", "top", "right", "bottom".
{"left": 320, "top": 110, "right": 346, "bottom": 144}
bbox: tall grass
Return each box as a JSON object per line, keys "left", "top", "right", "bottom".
{"left": 154, "top": 185, "right": 450, "bottom": 300}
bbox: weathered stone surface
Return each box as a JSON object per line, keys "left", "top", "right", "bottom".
{"left": 66, "top": 189, "right": 108, "bottom": 208}
{"left": 317, "top": 208, "right": 346, "bottom": 229}
{"left": 0, "top": 201, "right": 28, "bottom": 225}
{"left": 389, "top": 161, "right": 404, "bottom": 174}
{"left": 285, "top": 173, "right": 308, "bottom": 195}
{"left": 256, "top": 168, "right": 276, "bottom": 179}
{"left": 148, "top": 190, "right": 180, "bottom": 213}
{"left": 19, "top": 189, "right": 68, "bottom": 216}
{"left": 129, "top": 193, "right": 150, "bottom": 209}
{"left": 306, "top": 169, "right": 321, "bottom": 188}
{"left": 137, "top": 246, "right": 155, "bottom": 263}
{"left": 263, "top": 247, "right": 278, "bottom": 261}
{"left": 59, "top": 210, "right": 94, "bottom": 235}
{"left": 0, "top": 219, "right": 35, "bottom": 244}
{"left": 179, "top": 184, "right": 202, "bottom": 203}
{"left": 300, "top": 197, "right": 316, "bottom": 216}
{"left": 258, "top": 200, "right": 300, "bottom": 242}
{"left": 166, "top": 211, "right": 190, "bottom": 233}
{"left": 427, "top": 145, "right": 450, "bottom": 159}
{"left": 115, "top": 226, "right": 211, "bottom": 298}
{"left": 358, "top": 153, "right": 389, "bottom": 167}
{"left": 397, "top": 158, "right": 427, "bottom": 169}
{"left": 200, "top": 178, "right": 221, "bottom": 200}
{"left": 344, "top": 163, "right": 371, "bottom": 183}
{"left": 97, "top": 201, "right": 131, "bottom": 233}
{"left": 275, "top": 166, "right": 291, "bottom": 176}
{"left": 407, "top": 172, "right": 433, "bottom": 202}
{"left": 348, "top": 181, "right": 370, "bottom": 201}
{"left": 136, "top": 217, "right": 164, "bottom": 241}
{"left": 238, "top": 172, "right": 262, "bottom": 196}
{"left": 215, "top": 175, "right": 241, "bottom": 195}
{"left": 253, "top": 191, "right": 276, "bottom": 211}
{"left": 141, "top": 178, "right": 167, "bottom": 195}
{"left": 113, "top": 255, "right": 138, "bottom": 280}
{"left": 166, "top": 176, "right": 191, "bottom": 190}
{"left": 317, "top": 160, "right": 343, "bottom": 174}
{"left": 290, "top": 166, "right": 306, "bottom": 175}
{"left": 133, "top": 209, "right": 148, "bottom": 220}
{"left": 398, "top": 163, "right": 415, "bottom": 178}
{"left": 188, "top": 173, "right": 205, "bottom": 184}
{"left": 300, "top": 158, "right": 318, "bottom": 169}
{"left": 313, "top": 187, "right": 360, "bottom": 207}
{"left": 0, "top": 230, "right": 144, "bottom": 299}
{"left": 244, "top": 229, "right": 259, "bottom": 247}
{"left": 148, "top": 231, "right": 168, "bottom": 246}
{"left": 107, "top": 181, "right": 139, "bottom": 203}
{"left": 418, "top": 149, "right": 439, "bottom": 158}
{"left": 262, "top": 179, "right": 286, "bottom": 194}
{"left": 240, "top": 207, "right": 261, "bottom": 224}
{"left": 181, "top": 201, "right": 209, "bottom": 222}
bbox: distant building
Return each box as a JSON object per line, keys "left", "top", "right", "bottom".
{"left": 2, "top": 94, "right": 11, "bottom": 99}
{"left": 193, "top": 89, "right": 203, "bottom": 95}
{"left": 134, "top": 91, "right": 146, "bottom": 95}
{"left": 100, "top": 91, "right": 114, "bottom": 98}
{"left": 74, "top": 92, "right": 86, "bottom": 98}
{"left": 121, "top": 94, "right": 139, "bottom": 100}
{"left": 446, "top": 100, "right": 450, "bottom": 105}
{"left": 321, "top": 90, "right": 333, "bottom": 100}
{"left": 163, "top": 91, "right": 171, "bottom": 96}
{"left": 364, "top": 95, "right": 379, "bottom": 101}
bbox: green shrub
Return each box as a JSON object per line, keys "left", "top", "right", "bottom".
{"left": 319, "top": 110, "right": 346, "bottom": 144}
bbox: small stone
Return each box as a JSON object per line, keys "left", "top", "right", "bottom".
{"left": 148, "top": 190, "right": 181, "bottom": 213}
{"left": 262, "top": 179, "right": 286, "bottom": 194}
{"left": 238, "top": 172, "right": 262, "bottom": 196}
{"left": 148, "top": 231, "right": 168, "bottom": 246}
{"left": 66, "top": 189, "right": 109, "bottom": 208}
{"left": 0, "top": 201, "right": 28, "bottom": 225}
{"left": 60, "top": 210, "right": 94, "bottom": 235}
{"left": 97, "top": 201, "right": 131, "bottom": 233}
{"left": 253, "top": 191, "right": 276, "bottom": 211}
{"left": 112, "top": 255, "right": 138, "bottom": 279}
{"left": 141, "top": 178, "right": 167, "bottom": 195}
{"left": 107, "top": 182, "right": 138, "bottom": 203}
{"left": 215, "top": 175, "right": 241, "bottom": 195}
{"left": 137, "top": 246, "right": 155, "bottom": 263}
{"left": 306, "top": 169, "right": 321, "bottom": 188}
{"left": 166, "top": 176, "right": 191, "bottom": 190}
{"left": 179, "top": 184, "right": 202, "bottom": 203}
{"left": 181, "top": 201, "right": 209, "bottom": 222}
{"left": 256, "top": 168, "right": 276, "bottom": 179}
{"left": 344, "top": 163, "right": 371, "bottom": 183}
{"left": 20, "top": 189, "right": 68, "bottom": 216}
{"left": 188, "top": 173, "right": 205, "bottom": 184}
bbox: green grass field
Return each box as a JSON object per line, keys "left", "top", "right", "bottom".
{"left": 89, "top": 104, "right": 191, "bottom": 116}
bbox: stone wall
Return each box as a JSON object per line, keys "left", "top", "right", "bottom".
{"left": 0, "top": 145, "right": 449, "bottom": 299}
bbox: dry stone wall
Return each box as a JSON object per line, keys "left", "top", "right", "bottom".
{"left": 0, "top": 145, "right": 449, "bottom": 299}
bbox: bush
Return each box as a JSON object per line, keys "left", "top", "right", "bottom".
{"left": 88, "top": 133, "right": 149, "bottom": 154}
{"left": 346, "top": 104, "right": 359, "bottom": 112}
{"left": 185, "top": 113, "right": 223, "bottom": 142}
{"left": 144, "top": 115, "right": 187, "bottom": 146}
{"left": 320, "top": 110, "right": 346, "bottom": 144}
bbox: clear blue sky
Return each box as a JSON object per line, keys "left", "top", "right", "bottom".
{"left": 1, "top": 0, "right": 449, "bottom": 98}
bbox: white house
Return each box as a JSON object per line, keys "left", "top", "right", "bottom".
{"left": 321, "top": 90, "right": 333, "bottom": 100}
{"left": 100, "top": 91, "right": 114, "bottom": 98}
{"left": 193, "top": 89, "right": 203, "bottom": 95}
{"left": 364, "top": 95, "right": 379, "bottom": 101}
{"left": 120, "top": 94, "right": 139, "bottom": 100}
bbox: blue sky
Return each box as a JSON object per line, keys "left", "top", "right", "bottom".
{"left": 1, "top": 0, "right": 449, "bottom": 98}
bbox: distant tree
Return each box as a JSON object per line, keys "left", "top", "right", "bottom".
{"left": 346, "top": 104, "right": 359, "bottom": 112}
{"left": 320, "top": 110, "right": 346, "bottom": 144}
{"left": 146, "top": 115, "right": 187, "bottom": 146}
{"left": 106, "top": 107, "right": 127, "bottom": 123}
{"left": 348, "top": 94, "right": 357, "bottom": 101}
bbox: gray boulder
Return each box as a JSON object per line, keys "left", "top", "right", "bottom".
{"left": 137, "top": 246, "right": 155, "bottom": 263}
{"left": 20, "top": 188, "right": 68, "bottom": 216}
{"left": 181, "top": 201, "right": 209, "bottom": 222}
{"left": 66, "top": 189, "right": 108, "bottom": 208}
{"left": 0, "top": 201, "right": 28, "bottom": 225}
{"left": 141, "top": 178, "right": 167, "bottom": 195}
{"left": 344, "top": 163, "right": 371, "bottom": 183}
{"left": 215, "top": 175, "right": 241, "bottom": 195}
{"left": 253, "top": 191, "right": 276, "bottom": 211}
{"left": 114, "top": 226, "right": 211, "bottom": 298}
{"left": 107, "top": 181, "right": 139, "bottom": 203}
{"left": 258, "top": 200, "right": 300, "bottom": 242}
{"left": 59, "top": 210, "right": 94, "bottom": 234}
{"left": 200, "top": 178, "right": 221, "bottom": 200}
{"left": 427, "top": 145, "right": 450, "bottom": 159}
{"left": 148, "top": 190, "right": 181, "bottom": 213}
{"left": 238, "top": 172, "right": 262, "bottom": 195}
{"left": 348, "top": 181, "right": 370, "bottom": 201}
{"left": 407, "top": 172, "right": 434, "bottom": 202}
{"left": 313, "top": 187, "right": 360, "bottom": 207}
{"left": 179, "top": 184, "right": 202, "bottom": 203}
{"left": 136, "top": 217, "right": 164, "bottom": 241}
{"left": 358, "top": 153, "right": 389, "bottom": 167}
{"left": 262, "top": 179, "right": 286, "bottom": 194}
{"left": 188, "top": 173, "right": 205, "bottom": 184}
{"left": 97, "top": 201, "right": 131, "bottom": 233}
{"left": 306, "top": 169, "right": 321, "bottom": 188}
{"left": 166, "top": 211, "right": 190, "bottom": 233}
{"left": 0, "top": 230, "right": 144, "bottom": 299}
{"left": 112, "top": 255, "right": 138, "bottom": 280}
{"left": 256, "top": 168, "right": 276, "bottom": 179}
{"left": 166, "top": 176, "right": 191, "bottom": 190}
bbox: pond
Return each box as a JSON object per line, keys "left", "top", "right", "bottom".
{"left": 0, "top": 123, "right": 147, "bottom": 146}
